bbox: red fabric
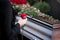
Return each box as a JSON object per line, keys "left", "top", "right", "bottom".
{"left": 10, "top": 0, "right": 27, "bottom": 4}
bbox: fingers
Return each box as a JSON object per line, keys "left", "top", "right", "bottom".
{"left": 18, "top": 18, "right": 27, "bottom": 27}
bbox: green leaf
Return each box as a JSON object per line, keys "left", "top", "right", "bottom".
{"left": 20, "top": 9, "right": 39, "bottom": 17}
{"left": 33, "top": 1, "right": 51, "bottom": 14}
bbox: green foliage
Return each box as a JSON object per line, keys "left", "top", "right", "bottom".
{"left": 27, "top": 0, "right": 39, "bottom": 6}
{"left": 20, "top": 9, "right": 39, "bottom": 17}
{"left": 14, "top": 7, "right": 21, "bottom": 12}
{"left": 33, "top": 1, "right": 51, "bottom": 14}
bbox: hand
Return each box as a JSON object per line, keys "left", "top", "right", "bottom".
{"left": 52, "top": 30, "right": 60, "bottom": 40}
{"left": 52, "top": 24, "right": 60, "bottom": 40}
{"left": 18, "top": 18, "right": 27, "bottom": 27}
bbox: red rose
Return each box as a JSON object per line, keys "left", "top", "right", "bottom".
{"left": 10, "top": 0, "right": 17, "bottom": 3}
{"left": 10, "top": 0, "right": 27, "bottom": 4}
{"left": 20, "top": 13, "right": 27, "bottom": 19}
{"left": 21, "top": 0, "right": 27, "bottom": 4}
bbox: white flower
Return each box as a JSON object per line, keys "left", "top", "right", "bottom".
{"left": 16, "top": 5, "right": 20, "bottom": 8}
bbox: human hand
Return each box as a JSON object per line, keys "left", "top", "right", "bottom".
{"left": 52, "top": 24, "right": 60, "bottom": 40}
{"left": 16, "top": 13, "right": 27, "bottom": 27}
{"left": 18, "top": 18, "right": 27, "bottom": 27}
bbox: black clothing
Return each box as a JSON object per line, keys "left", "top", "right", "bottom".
{"left": 0, "top": 0, "right": 20, "bottom": 40}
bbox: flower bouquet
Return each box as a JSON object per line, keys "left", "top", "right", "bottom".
{"left": 10, "top": 0, "right": 60, "bottom": 24}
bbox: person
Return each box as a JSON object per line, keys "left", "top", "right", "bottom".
{"left": 52, "top": 24, "right": 60, "bottom": 40}
{"left": 0, "top": 0, "right": 27, "bottom": 40}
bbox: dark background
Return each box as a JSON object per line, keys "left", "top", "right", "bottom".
{"left": 45, "top": 0, "right": 60, "bottom": 20}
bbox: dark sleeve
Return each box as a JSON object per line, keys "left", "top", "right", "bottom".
{"left": 15, "top": 23, "right": 20, "bottom": 34}
{"left": 9, "top": 23, "right": 20, "bottom": 40}
{"left": 1, "top": 1, "right": 20, "bottom": 40}
{"left": 11, "top": 23, "right": 20, "bottom": 36}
